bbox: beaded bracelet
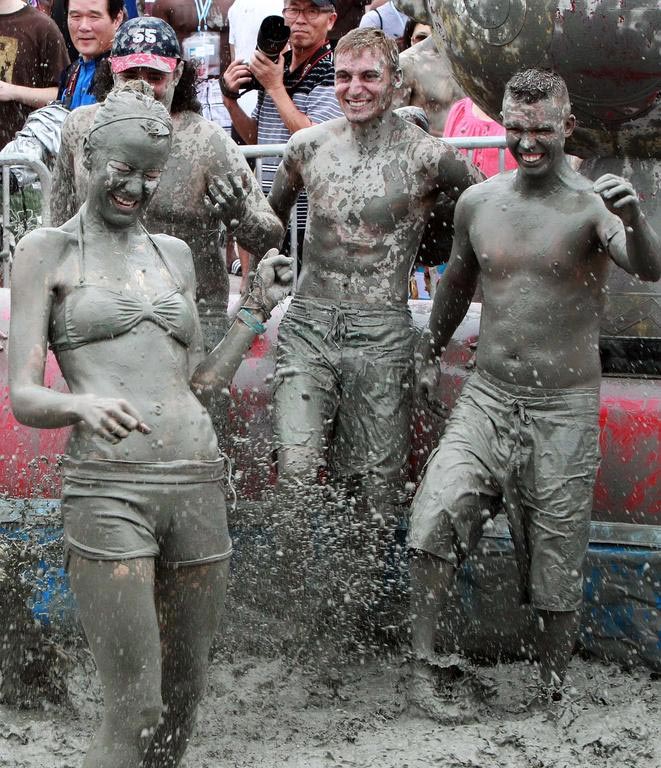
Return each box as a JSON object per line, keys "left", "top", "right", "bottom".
{"left": 237, "top": 307, "right": 266, "bottom": 336}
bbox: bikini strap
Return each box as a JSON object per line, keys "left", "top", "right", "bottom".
{"left": 76, "top": 209, "right": 86, "bottom": 285}
{"left": 140, "top": 222, "right": 184, "bottom": 291}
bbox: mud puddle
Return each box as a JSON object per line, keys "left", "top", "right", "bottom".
{"left": 1, "top": 647, "right": 658, "bottom": 768}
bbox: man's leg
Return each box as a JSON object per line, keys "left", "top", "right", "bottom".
{"left": 407, "top": 491, "right": 496, "bottom": 723}
{"left": 536, "top": 609, "right": 582, "bottom": 691}
{"left": 406, "top": 385, "right": 503, "bottom": 721}
{"left": 524, "top": 389, "right": 599, "bottom": 697}
{"left": 273, "top": 337, "right": 339, "bottom": 642}
{"left": 409, "top": 549, "right": 455, "bottom": 663}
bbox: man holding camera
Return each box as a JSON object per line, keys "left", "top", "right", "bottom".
{"left": 221, "top": 0, "right": 343, "bottom": 264}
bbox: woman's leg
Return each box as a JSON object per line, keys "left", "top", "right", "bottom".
{"left": 142, "top": 558, "right": 230, "bottom": 768}
{"left": 68, "top": 554, "right": 163, "bottom": 768}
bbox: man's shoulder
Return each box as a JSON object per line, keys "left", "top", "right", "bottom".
{"left": 359, "top": 9, "right": 380, "bottom": 27}
{"left": 293, "top": 46, "right": 336, "bottom": 89}
{"left": 21, "top": 4, "right": 63, "bottom": 36}
{"left": 289, "top": 117, "right": 344, "bottom": 151}
{"left": 460, "top": 173, "right": 510, "bottom": 206}
{"left": 0, "top": 4, "right": 45, "bottom": 32}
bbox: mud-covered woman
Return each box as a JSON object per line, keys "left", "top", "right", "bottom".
{"left": 9, "top": 83, "right": 292, "bottom": 768}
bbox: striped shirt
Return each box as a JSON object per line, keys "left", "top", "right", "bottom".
{"left": 253, "top": 43, "right": 343, "bottom": 230}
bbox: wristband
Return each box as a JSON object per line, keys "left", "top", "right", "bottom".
{"left": 237, "top": 307, "right": 266, "bottom": 335}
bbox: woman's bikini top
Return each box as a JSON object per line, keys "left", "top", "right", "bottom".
{"left": 49, "top": 215, "right": 197, "bottom": 353}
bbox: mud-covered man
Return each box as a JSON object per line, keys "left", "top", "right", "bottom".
{"left": 266, "top": 27, "right": 481, "bottom": 624}
{"left": 407, "top": 69, "right": 661, "bottom": 720}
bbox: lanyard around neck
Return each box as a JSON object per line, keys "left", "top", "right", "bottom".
{"left": 193, "top": 0, "right": 213, "bottom": 30}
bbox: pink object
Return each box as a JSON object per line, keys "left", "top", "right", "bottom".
{"left": 443, "top": 97, "right": 518, "bottom": 178}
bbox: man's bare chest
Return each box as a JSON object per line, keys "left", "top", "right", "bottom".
{"left": 470, "top": 202, "right": 599, "bottom": 278}
{"left": 305, "top": 159, "right": 426, "bottom": 228}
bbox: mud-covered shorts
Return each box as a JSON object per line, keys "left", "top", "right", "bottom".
{"left": 62, "top": 457, "right": 233, "bottom": 569}
{"left": 273, "top": 295, "right": 415, "bottom": 489}
{"left": 408, "top": 370, "right": 600, "bottom": 611}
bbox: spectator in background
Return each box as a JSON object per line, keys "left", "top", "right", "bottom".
{"left": 443, "top": 96, "right": 518, "bottom": 179}
{"left": 401, "top": 16, "right": 429, "bottom": 49}
{"left": 225, "top": 0, "right": 282, "bottom": 289}
{"left": 227, "top": 0, "right": 282, "bottom": 139}
{"left": 0, "top": 0, "right": 69, "bottom": 148}
{"left": 152, "top": 0, "right": 233, "bottom": 132}
{"left": 58, "top": 0, "right": 123, "bottom": 109}
{"left": 359, "top": 0, "right": 408, "bottom": 43}
{"left": 221, "top": 0, "right": 343, "bottom": 270}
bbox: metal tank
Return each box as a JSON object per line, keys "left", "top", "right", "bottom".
{"left": 395, "top": 0, "right": 661, "bottom": 343}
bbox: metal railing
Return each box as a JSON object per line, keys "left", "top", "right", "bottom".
{"left": 0, "top": 137, "right": 508, "bottom": 286}
{"left": 0, "top": 156, "right": 52, "bottom": 286}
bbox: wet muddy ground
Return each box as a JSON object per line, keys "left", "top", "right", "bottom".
{"left": 2, "top": 624, "right": 658, "bottom": 768}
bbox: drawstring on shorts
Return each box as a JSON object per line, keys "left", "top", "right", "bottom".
{"left": 323, "top": 306, "right": 348, "bottom": 346}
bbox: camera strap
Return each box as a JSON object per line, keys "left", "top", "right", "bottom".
{"left": 285, "top": 42, "right": 333, "bottom": 93}
{"left": 193, "top": 0, "right": 213, "bottom": 30}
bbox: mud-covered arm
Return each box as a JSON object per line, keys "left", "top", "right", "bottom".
{"left": 420, "top": 193, "right": 480, "bottom": 364}
{"left": 267, "top": 138, "right": 305, "bottom": 234}
{"left": 191, "top": 251, "right": 293, "bottom": 399}
{"left": 429, "top": 138, "right": 484, "bottom": 201}
{"left": 50, "top": 115, "right": 79, "bottom": 227}
{"left": 9, "top": 230, "right": 71, "bottom": 427}
{"left": 206, "top": 130, "right": 284, "bottom": 256}
{"left": 594, "top": 174, "right": 661, "bottom": 282}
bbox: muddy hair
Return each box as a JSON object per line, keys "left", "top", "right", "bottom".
{"left": 334, "top": 27, "right": 400, "bottom": 75}
{"left": 87, "top": 81, "right": 173, "bottom": 151}
{"left": 92, "top": 59, "right": 202, "bottom": 116}
{"left": 505, "top": 68, "right": 570, "bottom": 109}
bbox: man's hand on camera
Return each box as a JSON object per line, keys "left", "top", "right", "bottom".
{"left": 250, "top": 50, "right": 285, "bottom": 93}
{"left": 222, "top": 59, "right": 253, "bottom": 98}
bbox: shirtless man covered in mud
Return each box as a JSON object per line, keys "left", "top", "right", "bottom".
{"left": 266, "top": 27, "right": 481, "bottom": 625}
{"left": 408, "top": 69, "right": 661, "bottom": 720}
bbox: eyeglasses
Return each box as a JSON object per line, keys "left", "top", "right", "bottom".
{"left": 282, "top": 6, "right": 333, "bottom": 21}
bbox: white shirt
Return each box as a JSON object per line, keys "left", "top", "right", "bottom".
{"left": 359, "top": 1, "right": 408, "bottom": 38}
{"left": 228, "top": 0, "right": 284, "bottom": 116}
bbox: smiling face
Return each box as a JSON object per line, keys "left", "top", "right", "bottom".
{"left": 502, "top": 95, "right": 575, "bottom": 178}
{"left": 85, "top": 120, "right": 171, "bottom": 228}
{"left": 68, "top": 0, "right": 122, "bottom": 61}
{"left": 334, "top": 47, "right": 400, "bottom": 125}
